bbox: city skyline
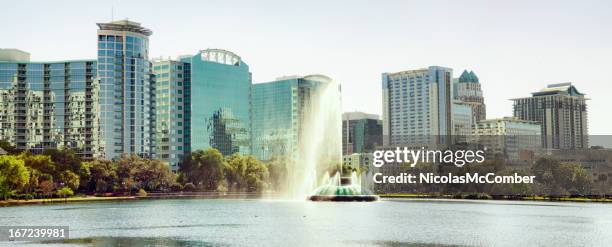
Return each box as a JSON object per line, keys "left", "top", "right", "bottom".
{"left": 2, "top": 0, "right": 612, "bottom": 135}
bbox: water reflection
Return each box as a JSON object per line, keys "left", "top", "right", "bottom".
{"left": 0, "top": 199, "right": 610, "bottom": 247}
{"left": 39, "top": 237, "right": 225, "bottom": 247}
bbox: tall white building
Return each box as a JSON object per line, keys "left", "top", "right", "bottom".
{"left": 97, "top": 20, "right": 156, "bottom": 159}
{"left": 381, "top": 66, "right": 453, "bottom": 148}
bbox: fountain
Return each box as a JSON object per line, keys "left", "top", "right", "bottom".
{"left": 279, "top": 75, "right": 377, "bottom": 202}
{"left": 308, "top": 171, "right": 378, "bottom": 202}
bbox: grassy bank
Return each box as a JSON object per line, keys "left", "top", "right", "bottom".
{"left": 379, "top": 193, "right": 612, "bottom": 203}
{"left": 0, "top": 192, "right": 277, "bottom": 207}
{"left": 0, "top": 196, "right": 137, "bottom": 207}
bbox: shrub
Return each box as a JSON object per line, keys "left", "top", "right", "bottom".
{"left": 137, "top": 188, "right": 147, "bottom": 197}
{"left": 57, "top": 187, "right": 74, "bottom": 198}
{"left": 183, "top": 183, "right": 196, "bottom": 191}
{"left": 170, "top": 183, "right": 183, "bottom": 192}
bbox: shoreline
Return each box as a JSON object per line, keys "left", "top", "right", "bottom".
{"left": 0, "top": 192, "right": 277, "bottom": 207}
{"left": 2, "top": 192, "right": 611, "bottom": 207}
{"left": 0, "top": 196, "right": 138, "bottom": 207}
{"left": 378, "top": 193, "right": 612, "bottom": 203}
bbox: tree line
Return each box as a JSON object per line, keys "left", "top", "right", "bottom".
{"left": 0, "top": 141, "right": 273, "bottom": 200}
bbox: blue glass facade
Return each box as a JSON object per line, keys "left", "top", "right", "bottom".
{"left": 252, "top": 75, "right": 337, "bottom": 162}
{"left": 97, "top": 20, "right": 156, "bottom": 159}
{"left": 252, "top": 79, "right": 298, "bottom": 161}
{"left": 0, "top": 58, "right": 100, "bottom": 157}
{"left": 341, "top": 112, "right": 382, "bottom": 155}
{"left": 180, "top": 49, "right": 251, "bottom": 156}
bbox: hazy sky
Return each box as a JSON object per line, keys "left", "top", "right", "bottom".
{"left": 3, "top": 0, "right": 611, "bottom": 134}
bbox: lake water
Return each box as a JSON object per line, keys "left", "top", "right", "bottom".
{"left": 1, "top": 198, "right": 611, "bottom": 247}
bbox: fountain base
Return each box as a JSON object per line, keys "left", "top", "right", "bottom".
{"left": 308, "top": 195, "right": 379, "bottom": 202}
{"left": 308, "top": 174, "right": 377, "bottom": 202}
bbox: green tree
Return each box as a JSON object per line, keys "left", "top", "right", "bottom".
{"left": 559, "top": 163, "right": 592, "bottom": 195}
{"left": 24, "top": 168, "right": 41, "bottom": 194}
{"left": 0, "top": 156, "right": 30, "bottom": 199}
{"left": 87, "top": 159, "right": 117, "bottom": 193}
{"left": 181, "top": 149, "right": 226, "bottom": 190}
{"left": 116, "top": 155, "right": 175, "bottom": 191}
{"left": 58, "top": 170, "right": 80, "bottom": 191}
{"left": 225, "top": 154, "right": 248, "bottom": 190}
{"left": 21, "top": 153, "right": 56, "bottom": 176}
{"left": 43, "top": 149, "right": 82, "bottom": 172}
{"left": 142, "top": 159, "right": 175, "bottom": 191}
{"left": 116, "top": 155, "right": 140, "bottom": 192}
{"left": 532, "top": 157, "right": 562, "bottom": 196}
{"left": 242, "top": 155, "right": 268, "bottom": 192}
{"left": 225, "top": 154, "right": 269, "bottom": 192}
{"left": 532, "top": 157, "right": 593, "bottom": 197}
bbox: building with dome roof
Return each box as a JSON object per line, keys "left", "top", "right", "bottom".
{"left": 454, "top": 70, "right": 486, "bottom": 122}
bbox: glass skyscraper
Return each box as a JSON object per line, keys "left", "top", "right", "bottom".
{"left": 452, "top": 101, "right": 473, "bottom": 143}
{"left": 252, "top": 78, "right": 299, "bottom": 162}
{"left": 180, "top": 49, "right": 251, "bottom": 156}
{"left": 97, "top": 20, "right": 156, "bottom": 159}
{"left": 341, "top": 112, "right": 382, "bottom": 155}
{"left": 0, "top": 49, "right": 101, "bottom": 157}
{"left": 252, "top": 75, "right": 336, "bottom": 162}
{"left": 152, "top": 59, "right": 191, "bottom": 170}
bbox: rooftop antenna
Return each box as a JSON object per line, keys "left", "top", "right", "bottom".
{"left": 111, "top": 6, "right": 114, "bottom": 21}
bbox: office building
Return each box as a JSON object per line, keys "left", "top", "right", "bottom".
{"left": 512, "top": 83, "right": 588, "bottom": 150}
{"left": 381, "top": 66, "right": 453, "bottom": 148}
{"left": 180, "top": 49, "right": 251, "bottom": 156}
{"left": 473, "top": 117, "right": 541, "bottom": 161}
{"left": 0, "top": 49, "right": 100, "bottom": 157}
{"left": 97, "top": 20, "right": 156, "bottom": 159}
{"left": 454, "top": 70, "right": 486, "bottom": 121}
{"left": 452, "top": 101, "right": 473, "bottom": 143}
{"left": 342, "top": 112, "right": 382, "bottom": 155}
{"left": 152, "top": 59, "right": 191, "bottom": 170}
{"left": 252, "top": 75, "right": 339, "bottom": 162}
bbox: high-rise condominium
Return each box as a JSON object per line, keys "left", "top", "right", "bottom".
{"left": 97, "top": 20, "right": 156, "bottom": 159}
{"left": 382, "top": 66, "right": 453, "bottom": 147}
{"left": 512, "top": 83, "right": 588, "bottom": 150}
{"left": 180, "top": 49, "right": 251, "bottom": 156}
{"left": 342, "top": 112, "right": 382, "bottom": 155}
{"left": 454, "top": 70, "right": 486, "bottom": 122}
{"left": 0, "top": 49, "right": 100, "bottom": 157}
{"left": 152, "top": 59, "right": 191, "bottom": 170}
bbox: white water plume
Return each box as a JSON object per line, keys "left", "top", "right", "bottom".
{"left": 282, "top": 75, "right": 342, "bottom": 199}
